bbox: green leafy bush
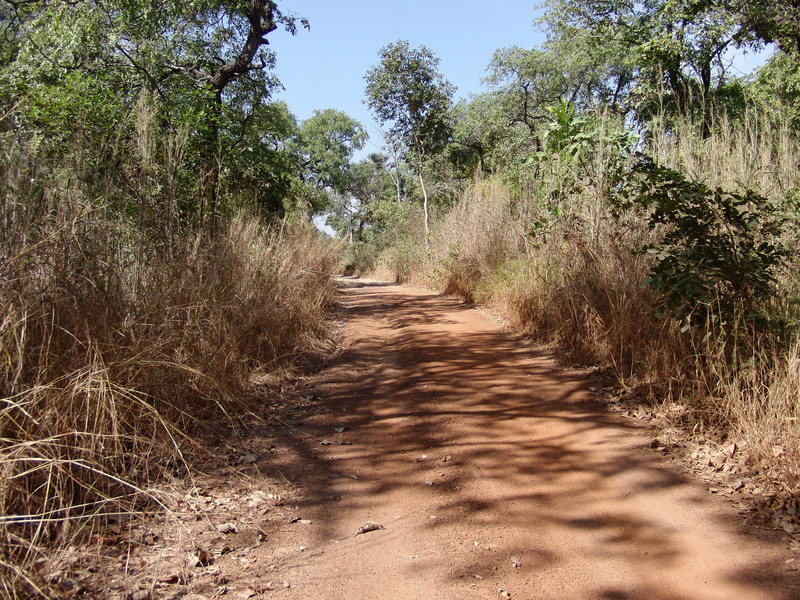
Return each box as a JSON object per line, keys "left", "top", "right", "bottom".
{"left": 628, "top": 157, "right": 787, "bottom": 328}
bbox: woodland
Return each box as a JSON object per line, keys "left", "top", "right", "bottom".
{"left": 1, "top": 0, "right": 799, "bottom": 596}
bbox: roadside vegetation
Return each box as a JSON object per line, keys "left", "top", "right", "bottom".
{"left": 0, "top": 1, "right": 361, "bottom": 596}
{"left": 338, "top": 2, "right": 800, "bottom": 502}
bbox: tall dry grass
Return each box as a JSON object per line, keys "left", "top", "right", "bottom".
{"left": 0, "top": 129, "right": 337, "bottom": 596}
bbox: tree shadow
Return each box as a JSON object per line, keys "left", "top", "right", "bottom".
{"left": 263, "top": 279, "right": 800, "bottom": 600}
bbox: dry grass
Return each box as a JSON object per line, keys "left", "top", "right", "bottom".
{"left": 429, "top": 176, "right": 520, "bottom": 302}
{"left": 0, "top": 185, "right": 336, "bottom": 597}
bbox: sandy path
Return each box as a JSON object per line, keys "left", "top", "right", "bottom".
{"left": 259, "top": 278, "right": 799, "bottom": 600}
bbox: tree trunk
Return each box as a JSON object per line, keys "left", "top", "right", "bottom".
{"left": 418, "top": 168, "right": 430, "bottom": 251}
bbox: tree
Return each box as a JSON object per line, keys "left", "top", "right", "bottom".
{"left": 729, "top": 0, "right": 800, "bottom": 58}
{"left": 747, "top": 52, "right": 800, "bottom": 130}
{"left": 365, "top": 40, "right": 455, "bottom": 245}
{"left": 326, "top": 153, "right": 395, "bottom": 244}
{"left": 1, "top": 0, "right": 307, "bottom": 226}
{"left": 539, "top": 0, "right": 753, "bottom": 133}
{"left": 294, "top": 108, "right": 367, "bottom": 210}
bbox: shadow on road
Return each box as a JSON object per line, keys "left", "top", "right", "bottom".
{"left": 265, "top": 279, "right": 800, "bottom": 600}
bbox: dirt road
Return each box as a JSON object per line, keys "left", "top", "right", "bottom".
{"left": 258, "top": 278, "right": 799, "bottom": 600}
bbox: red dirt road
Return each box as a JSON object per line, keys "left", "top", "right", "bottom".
{"left": 260, "top": 278, "right": 800, "bottom": 600}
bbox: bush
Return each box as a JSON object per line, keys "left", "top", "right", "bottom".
{"left": 626, "top": 156, "right": 788, "bottom": 329}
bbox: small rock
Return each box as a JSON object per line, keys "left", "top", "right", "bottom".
{"left": 320, "top": 439, "right": 332, "bottom": 446}
{"left": 335, "top": 427, "right": 347, "bottom": 433}
{"left": 511, "top": 556, "right": 521, "bottom": 568}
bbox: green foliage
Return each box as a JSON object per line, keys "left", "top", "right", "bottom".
{"left": 628, "top": 157, "right": 787, "bottom": 328}
{"left": 523, "top": 100, "right": 637, "bottom": 232}
{"left": 730, "top": 0, "right": 800, "bottom": 57}
{"left": 295, "top": 109, "right": 367, "bottom": 203}
{"left": 364, "top": 40, "right": 455, "bottom": 163}
{"left": 747, "top": 52, "right": 800, "bottom": 129}
{"left": 0, "top": 0, "right": 309, "bottom": 225}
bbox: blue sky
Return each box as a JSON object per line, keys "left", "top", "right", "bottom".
{"left": 270, "top": 1, "right": 548, "bottom": 156}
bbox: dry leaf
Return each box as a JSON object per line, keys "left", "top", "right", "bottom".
{"left": 216, "top": 522, "right": 238, "bottom": 534}
{"left": 356, "top": 521, "right": 385, "bottom": 535}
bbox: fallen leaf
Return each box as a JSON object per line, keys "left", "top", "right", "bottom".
{"left": 356, "top": 521, "right": 385, "bottom": 535}
{"left": 187, "top": 546, "right": 212, "bottom": 567}
{"left": 240, "top": 453, "right": 258, "bottom": 464}
{"left": 216, "top": 522, "right": 238, "bottom": 534}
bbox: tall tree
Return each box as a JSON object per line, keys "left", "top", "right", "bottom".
{"left": 364, "top": 40, "right": 454, "bottom": 245}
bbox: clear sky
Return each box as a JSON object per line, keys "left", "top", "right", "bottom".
{"left": 269, "top": 1, "right": 548, "bottom": 156}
